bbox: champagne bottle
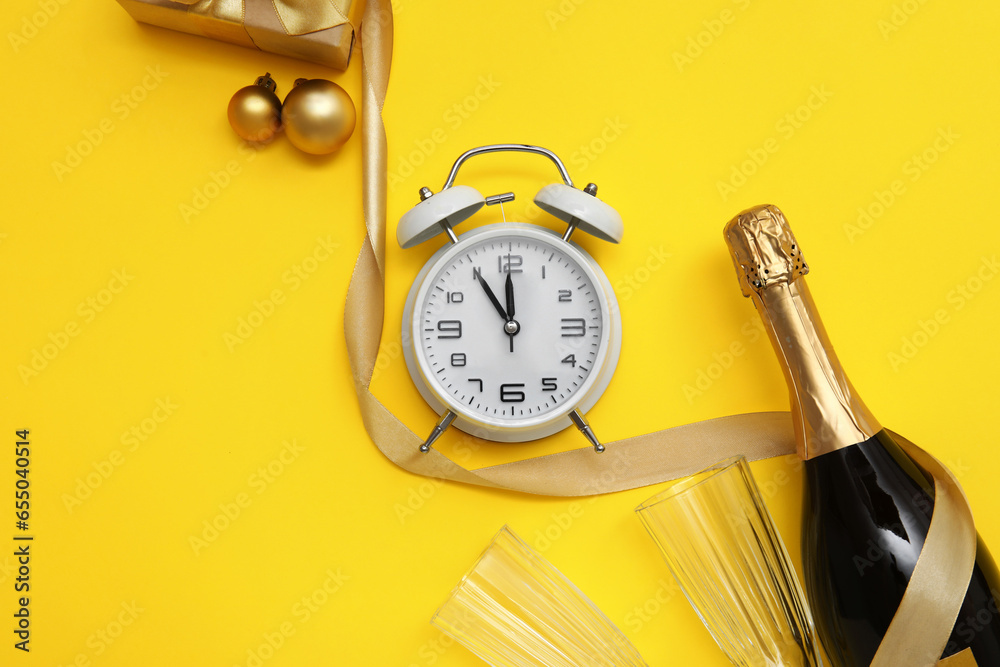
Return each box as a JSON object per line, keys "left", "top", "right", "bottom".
{"left": 723, "top": 205, "right": 1000, "bottom": 666}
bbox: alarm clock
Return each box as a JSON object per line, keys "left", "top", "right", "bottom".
{"left": 396, "top": 144, "right": 623, "bottom": 453}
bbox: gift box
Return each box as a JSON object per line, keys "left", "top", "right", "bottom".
{"left": 115, "top": 0, "right": 359, "bottom": 70}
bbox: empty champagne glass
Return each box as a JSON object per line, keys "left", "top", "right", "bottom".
{"left": 635, "top": 455, "right": 823, "bottom": 667}
{"left": 431, "top": 525, "right": 647, "bottom": 666}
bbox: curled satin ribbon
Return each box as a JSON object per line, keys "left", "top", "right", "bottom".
{"left": 171, "top": 0, "right": 349, "bottom": 36}
{"left": 347, "top": 2, "right": 981, "bottom": 664}
{"left": 939, "top": 648, "right": 978, "bottom": 666}
{"left": 875, "top": 437, "right": 978, "bottom": 667}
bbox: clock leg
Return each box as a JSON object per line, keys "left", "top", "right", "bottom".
{"left": 569, "top": 409, "right": 605, "bottom": 453}
{"left": 419, "top": 411, "right": 457, "bottom": 453}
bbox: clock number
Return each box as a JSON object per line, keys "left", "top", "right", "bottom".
{"left": 500, "top": 383, "right": 526, "bottom": 403}
{"left": 468, "top": 378, "right": 483, "bottom": 392}
{"left": 451, "top": 353, "right": 467, "bottom": 367}
{"left": 541, "top": 378, "right": 558, "bottom": 392}
{"left": 447, "top": 291, "right": 464, "bottom": 304}
{"left": 558, "top": 289, "right": 572, "bottom": 302}
{"left": 560, "top": 318, "right": 586, "bottom": 337}
{"left": 541, "top": 266, "right": 546, "bottom": 280}
{"left": 561, "top": 354, "right": 577, "bottom": 367}
{"left": 437, "top": 320, "right": 462, "bottom": 339}
{"left": 498, "top": 254, "right": 523, "bottom": 274}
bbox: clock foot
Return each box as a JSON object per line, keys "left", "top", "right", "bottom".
{"left": 419, "top": 411, "right": 457, "bottom": 453}
{"left": 569, "top": 409, "right": 605, "bottom": 453}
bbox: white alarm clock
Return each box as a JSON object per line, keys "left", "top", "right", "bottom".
{"left": 396, "top": 144, "right": 623, "bottom": 453}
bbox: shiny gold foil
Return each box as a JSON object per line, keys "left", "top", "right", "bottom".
{"left": 724, "top": 204, "right": 880, "bottom": 460}
{"left": 115, "top": 0, "right": 358, "bottom": 70}
{"left": 724, "top": 204, "right": 810, "bottom": 297}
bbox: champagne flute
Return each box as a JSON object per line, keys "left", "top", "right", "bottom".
{"left": 636, "top": 455, "right": 823, "bottom": 667}
{"left": 431, "top": 525, "right": 648, "bottom": 666}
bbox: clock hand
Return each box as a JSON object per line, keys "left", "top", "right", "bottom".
{"left": 504, "top": 273, "right": 516, "bottom": 354}
{"left": 475, "top": 270, "right": 509, "bottom": 322}
{"left": 474, "top": 270, "right": 520, "bottom": 353}
{"left": 504, "top": 273, "right": 514, "bottom": 320}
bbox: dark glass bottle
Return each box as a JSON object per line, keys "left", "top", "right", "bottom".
{"left": 724, "top": 205, "right": 1000, "bottom": 666}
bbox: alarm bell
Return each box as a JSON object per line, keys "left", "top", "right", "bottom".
{"left": 396, "top": 185, "right": 485, "bottom": 249}
{"left": 396, "top": 144, "right": 624, "bottom": 248}
{"left": 533, "top": 182, "right": 623, "bottom": 243}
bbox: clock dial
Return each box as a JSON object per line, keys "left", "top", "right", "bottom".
{"left": 410, "top": 229, "right": 612, "bottom": 434}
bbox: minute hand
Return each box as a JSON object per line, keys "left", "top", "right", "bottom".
{"left": 505, "top": 273, "right": 514, "bottom": 320}
{"left": 475, "top": 270, "right": 509, "bottom": 321}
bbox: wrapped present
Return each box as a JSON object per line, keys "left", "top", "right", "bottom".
{"left": 115, "top": 0, "right": 358, "bottom": 70}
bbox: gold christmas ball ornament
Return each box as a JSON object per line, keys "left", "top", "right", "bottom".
{"left": 282, "top": 78, "right": 356, "bottom": 155}
{"left": 227, "top": 72, "right": 282, "bottom": 143}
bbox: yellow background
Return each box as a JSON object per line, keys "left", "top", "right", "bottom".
{"left": 3, "top": 0, "right": 1000, "bottom": 664}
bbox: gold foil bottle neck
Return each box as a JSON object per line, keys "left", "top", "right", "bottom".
{"left": 723, "top": 204, "right": 809, "bottom": 297}
{"left": 723, "top": 204, "right": 880, "bottom": 459}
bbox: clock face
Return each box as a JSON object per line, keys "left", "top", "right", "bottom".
{"left": 405, "top": 224, "right": 619, "bottom": 441}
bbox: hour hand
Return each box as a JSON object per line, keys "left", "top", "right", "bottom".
{"left": 475, "top": 270, "right": 509, "bottom": 321}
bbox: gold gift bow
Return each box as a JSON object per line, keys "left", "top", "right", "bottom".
{"left": 171, "top": 0, "right": 350, "bottom": 37}
{"left": 348, "top": 2, "right": 979, "bottom": 664}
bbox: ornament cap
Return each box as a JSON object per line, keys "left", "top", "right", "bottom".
{"left": 254, "top": 72, "right": 278, "bottom": 94}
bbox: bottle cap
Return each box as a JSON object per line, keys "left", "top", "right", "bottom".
{"left": 723, "top": 204, "right": 809, "bottom": 297}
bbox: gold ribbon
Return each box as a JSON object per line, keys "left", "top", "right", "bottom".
{"left": 348, "top": 2, "right": 981, "bottom": 664}
{"left": 873, "top": 438, "right": 979, "bottom": 667}
{"left": 939, "top": 649, "right": 978, "bottom": 666}
{"left": 170, "top": 0, "right": 350, "bottom": 36}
